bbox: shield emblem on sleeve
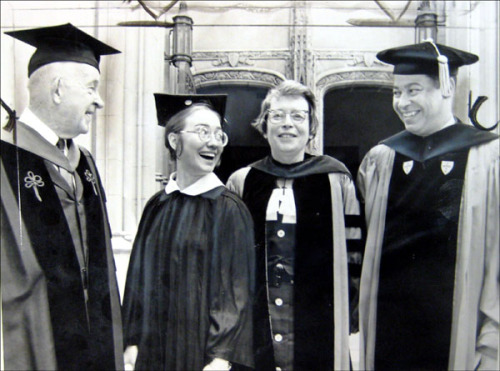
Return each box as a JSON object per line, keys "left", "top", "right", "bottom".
{"left": 402, "top": 160, "right": 413, "bottom": 175}
{"left": 441, "top": 161, "right": 454, "bottom": 175}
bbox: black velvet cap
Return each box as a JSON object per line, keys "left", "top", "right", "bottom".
{"left": 377, "top": 41, "right": 478, "bottom": 76}
{"left": 5, "top": 23, "right": 120, "bottom": 77}
{"left": 154, "top": 93, "right": 227, "bottom": 127}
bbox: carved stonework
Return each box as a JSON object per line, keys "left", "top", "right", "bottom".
{"left": 185, "top": 72, "right": 196, "bottom": 93}
{"left": 214, "top": 52, "right": 254, "bottom": 67}
{"left": 316, "top": 50, "right": 387, "bottom": 67}
{"left": 193, "top": 69, "right": 285, "bottom": 88}
{"left": 316, "top": 70, "right": 393, "bottom": 91}
{"left": 192, "top": 51, "right": 291, "bottom": 68}
{"left": 290, "top": 2, "right": 311, "bottom": 84}
{"left": 315, "top": 51, "right": 362, "bottom": 60}
{"left": 347, "top": 53, "right": 386, "bottom": 67}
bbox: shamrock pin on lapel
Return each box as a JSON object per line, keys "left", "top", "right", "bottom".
{"left": 84, "top": 169, "right": 99, "bottom": 196}
{"left": 24, "top": 171, "right": 45, "bottom": 202}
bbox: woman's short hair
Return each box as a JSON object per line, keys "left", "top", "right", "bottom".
{"left": 251, "top": 80, "right": 319, "bottom": 139}
{"left": 164, "top": 103, "right": 222, "bottom": 159}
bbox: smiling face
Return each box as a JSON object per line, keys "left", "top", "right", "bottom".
{"left": 265, "top": 95, "right": 310, "bottom": 164}
{"left": 392, "top": 74, "right": 454, "bottom": 137}
{"left": 171, "top": 107, "right": 224, "bottom": 182}
{"left": 55, "top": 62, "right": 104, "bottom": 138}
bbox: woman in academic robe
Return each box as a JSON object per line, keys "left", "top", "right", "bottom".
{"left": 226, "top": 80, "right": 363, "bottom": 370}
{"left": 122, "top": 93, "right": 255, "bottom": 371}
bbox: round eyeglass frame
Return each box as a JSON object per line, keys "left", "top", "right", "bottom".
{"left": 179, "top": 127, "right": 229, "bottom": 147}
{"left": 267, "top": 109, "right": 309, "bottom": 125}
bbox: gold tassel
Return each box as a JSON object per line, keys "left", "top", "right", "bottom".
{"left": 425, "top": 38, "right": 452, "bottom": 97}
{"left": 437, "top": 54, "right": 452, "bottom": 97}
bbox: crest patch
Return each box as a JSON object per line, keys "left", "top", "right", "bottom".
{"left": 402, "top": 160, "right": 414, "bottom": 175}
{"left": 441, "top": 161, "right": 454, "bottom": 175}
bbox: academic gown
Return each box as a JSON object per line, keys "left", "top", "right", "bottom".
{"left": 122, "top": 173, "right": 255, "bottom": 370}
{"left": 227, "top": 155, "right": 362, "bottom": 370}
{"left": 357, "top": 123, "right": 499, "bottom": 370}
{"left": 1, "top": 122, "right": 123, "bottom": 370}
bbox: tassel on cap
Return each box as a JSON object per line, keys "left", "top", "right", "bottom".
{"left": 425, "top": 38, "right": 452, "bottom": 97}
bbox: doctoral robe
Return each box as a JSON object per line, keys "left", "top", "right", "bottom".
{"left": 1, "top": 122, "right": 123, "bottom": 370}
{"left": 122, "top": 177, "right": 255, "bottom": 370}
{"left": 357, "top": 123, "right": 499, "bottom": 370}
{"left": 227, "top": 155, "right": 362, "bottom": 370}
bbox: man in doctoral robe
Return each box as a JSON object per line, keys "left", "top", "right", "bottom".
{"left": 357, "top": 41, "right": 499, "bottom": 370}
{"left": 1, "top": 23, "right": 123, "bottom": 370}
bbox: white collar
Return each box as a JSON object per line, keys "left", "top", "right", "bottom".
{"left": 165, "top": 172, "right": 224, "bottom": 196}
{"left": 19, "top": 107, "right": 59, "bottom": 146}
{"left": 441, "top": 116, "right": 457, "bottom": 130}
{"left": 435, "top": 117, "right": 458, "bottom": 133}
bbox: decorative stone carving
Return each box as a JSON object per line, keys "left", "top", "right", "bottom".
{"left": 193, "top": 69, "right": 285, "bottom": 88}
{"left": 316, "top": 51, "right": 362, "bottom": 60}
{"left": 317, "top": 70, "right": 393, "bottom": 91}
{"left": 192, "top": 51, "right": 291, "bottom": 67}
{"left": 211, "top": 52, "right": 254, "bottom": 67}
{"left": 348, "top": 53, "right": 386, "bottom": 67}
{"left": 290, "top": 2, "right": 311, "bottom": 84}
{"left": 315, "top": 50, "right": 387, "bottom": 67}
{"left": 185, "top": 72, "right": 196, "bottom": 93}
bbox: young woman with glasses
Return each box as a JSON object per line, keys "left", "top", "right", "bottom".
{"left": 122, "top": 94, "right": 255, "bottom": 371}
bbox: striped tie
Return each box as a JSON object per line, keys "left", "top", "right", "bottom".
{"left": 56, "top": 139, "right": 74, "bottom": 192}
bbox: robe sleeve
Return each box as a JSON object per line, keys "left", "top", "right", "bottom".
{"left": 226, "top": 167, "right": 251, "bottom": 197}
{"left": 475, "top": 143, "right": 499, "bottom": 370}
{"left": 447, "top": 140, "right": 499, "bottom": 370}
{"left": 338, "top": 173, "right": 365, "bottom": 334}
{"left": 356, "top": 145, "right": 395, "bottom": 370}
{"left": 1, "top": 158, "right": 57, "bottom": 370}
{"left": 205, "top": 192, "right": 255, "bottom": 368}
{"left": 121, "top": 192, "right": 164, "bottom": 347}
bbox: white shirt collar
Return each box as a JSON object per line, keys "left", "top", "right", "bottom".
{"left": 165, "top": 172, "right": 224, "bottom": 196}
{"left": 444, "top": 116, "right": 457, "bottom": 128}
{"left": 19, "top": 107, "right": 59, "bottom": 146}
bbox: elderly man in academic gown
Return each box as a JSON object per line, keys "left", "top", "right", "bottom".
{"left": 357, "top": 41, "right": 499, "bottom": 371}
{"left": 1, "top": 24, "right": 123, "bottom": 370}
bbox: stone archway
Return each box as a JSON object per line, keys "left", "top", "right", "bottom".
{"left": 194, "top": 68, "right": 285, "bottom": 90}
{"left": 315, "top": 68, "right": 403, "bottom": 176}
{"left": 193, "top": 68, "right": 285, "bottom": 182}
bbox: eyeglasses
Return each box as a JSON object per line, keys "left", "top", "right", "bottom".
{"left": 179, "top": 126, "right": 229, "bottom": 147}
{"left": 268, "top": 110, "right": 309, "bottom": 125}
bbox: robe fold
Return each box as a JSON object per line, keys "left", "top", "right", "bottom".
{"left": 1, "top": 122, "right": 123, "bottom": 370}
{"left": 227, "top": 154, "right": 362, "bottom": 370}
{"left": 357, "top": 124, "right": 499, "bottom": 370}
{"left": 122, "top": 183, "right": 255, "bottom": 370}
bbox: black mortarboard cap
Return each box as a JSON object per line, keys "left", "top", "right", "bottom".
{"left": 5, "top": 23, "right": 121, "bottom": 77}
{"left": 154, "top": 93, "right": 227, "bottom": 127}
{"left": 377, "top": 39, "right": 478, "bottom": 97}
